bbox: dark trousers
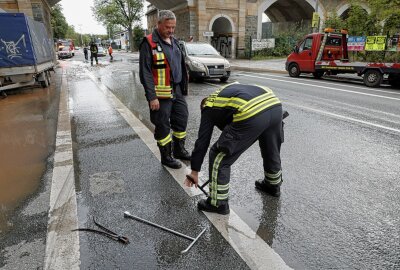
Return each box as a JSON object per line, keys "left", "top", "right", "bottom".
{"left": 208, "top": 105, "right": 283, "bottom": 206}
{"left": 84, "top": 52, "right": 88, "bottom": 60}
{"left": 149, "top": 84, "right": 188, "bottom": 143}
{"left": 90, "top": 53, "right": 98, "bottom": 64}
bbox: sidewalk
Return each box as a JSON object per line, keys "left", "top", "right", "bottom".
{"left": 230, "top": 58, "right": 287, "bottom": 74}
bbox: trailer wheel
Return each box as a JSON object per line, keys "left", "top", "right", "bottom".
{"left": 288, "top": 63, "right": 300, "bottom": 77}
{"left": 363, "top": 69, "right": 382, "bottom": 88}
{"left": 313, "top": 71, "right": 324, "bottom": 79}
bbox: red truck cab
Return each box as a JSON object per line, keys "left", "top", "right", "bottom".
{"left": 286, "top": 28, "right": 348, "bottom": 78}
{"left": 286, "top": 29, "right": 400, "bottom": 87}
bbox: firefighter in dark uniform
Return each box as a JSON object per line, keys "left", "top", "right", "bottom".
{"left": 139, "top": 10, "right": 190, "bottom": 169}
{"left": 90, "top": 42, "right": 98, "bottom": 65}
{"left": 184, "top": 83, "right": 285, "bottom": 215}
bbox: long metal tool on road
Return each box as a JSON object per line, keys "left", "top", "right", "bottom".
{"left": 123, "top": 211, "right": 206, "bottom": 254}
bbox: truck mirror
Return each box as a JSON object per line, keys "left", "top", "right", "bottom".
{"left": 293, "top": 45, "right": 299, "bottom": 53}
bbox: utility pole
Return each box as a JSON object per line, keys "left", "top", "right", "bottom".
{"left": 78, "top": 24, "right": 83, "bottom": 46}
{"left": 312, "top": 1, "right": 320, "bottom": 33}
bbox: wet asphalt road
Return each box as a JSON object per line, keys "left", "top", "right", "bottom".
{"left": 0, "top": 50, "right": 399, "bottom": 269}
{"left": 87, "top": 51, "right": 400, "bottom": 269}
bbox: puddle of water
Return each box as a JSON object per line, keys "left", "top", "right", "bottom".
{"left": 0, "top": 87, "right": 57, "bottom": 233}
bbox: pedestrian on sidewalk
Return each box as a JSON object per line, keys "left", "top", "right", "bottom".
{"left": 108, "top": 45, "right": 113, "bottom": 61}
{"left": 139, "top": 10, "right": 190, "bottom": 169}
{"left": 184, "top": 83, "right": 285, "bottom": 215}
{"left": 83, "top": 45, "right": 88, "bottom": 61}
{"left": 90, "top": 42, "right": 98, "bottom": 66}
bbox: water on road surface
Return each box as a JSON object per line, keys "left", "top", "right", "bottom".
{"left": 0, "top": 84, "right": 58, "bottom": 233}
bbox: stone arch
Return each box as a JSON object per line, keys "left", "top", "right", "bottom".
{"left": 257, "top": 0, "right": 326, "bottom": 39}
{"left": 337, "top": 3, "right": 370, "bottom": 19}
{"left": 209, "top": 14, "right": 236, "bottom": 58}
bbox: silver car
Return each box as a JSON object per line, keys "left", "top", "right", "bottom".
{"left": 179, "top": 41, "right": 230, "bottom": 82}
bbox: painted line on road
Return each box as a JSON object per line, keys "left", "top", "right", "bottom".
{"left": 240, "top": 73, "right": 400, "bottom": 101}
{"left": 213, "top": 79, "right": 400, "bottom": 134}
{"left": 286, "top": 101, "right": 400, "bottom": 134}
{"left": 87, "top": 72, "right": 292, "bottom": 270}
{"left": 44, "top": 72, "right": 80, "bottom": 270}
{"left": 239, "top": 72, "right": 400, "bottom": 96}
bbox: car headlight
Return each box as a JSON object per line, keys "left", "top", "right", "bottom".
{"left": 224, "top": 60, "right": 230, "bottom": 69}
{"left": 190, "top": 60, "right": 206, "bottom": 71}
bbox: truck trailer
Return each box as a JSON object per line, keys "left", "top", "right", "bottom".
{"left": 285, "top": 28, "right": 400, "bottom": 88}
{"left": 0, "top": 13, "right": 55, "bottom": 94}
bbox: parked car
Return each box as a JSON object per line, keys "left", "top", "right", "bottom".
{"left": 97, "top": 46, "right": 106, "bottom": 57}
{"left": 58, "top": 46, "right": 73, "bottom": 59}
{"left": 179, "top": 41, "right": 230, "bottom": 82}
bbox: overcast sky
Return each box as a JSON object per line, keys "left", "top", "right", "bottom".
{"left": 60, "top": 0, "right": 148, "bottom": 35}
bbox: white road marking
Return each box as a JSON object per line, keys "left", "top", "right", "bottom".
{"left": 240, "top": 74, "right": 400, "bottom": 101}
{"left": 285, "top": 102, "right": 400, "bottom": 134}
{"left": 239, "top": 72, "right": 400, "bottom": 95}
{"left": 44, "top": 73, "right": 80, "bottom": 270}
{"left": 87, "top": 73, "right": 292, "bottom": 270}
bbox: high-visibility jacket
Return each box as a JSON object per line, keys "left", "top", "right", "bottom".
{"left": 145, "top": 34, "right": 173, "bottom": 99}
{"left": 203, "top": 83, "right": 281, "bottom": 122}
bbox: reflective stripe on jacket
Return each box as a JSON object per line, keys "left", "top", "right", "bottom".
{"left": 204, "top": 83, "right": 281, "bottom": 122}
{"left": 146, "top": 34, "right": 173, "bottom": 99}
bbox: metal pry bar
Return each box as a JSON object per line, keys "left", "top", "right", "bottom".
{"left": 123, "top": 211, "right": 206, "bottom": 254}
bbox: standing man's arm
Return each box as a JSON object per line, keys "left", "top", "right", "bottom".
{"left": 139, "top": 40, "right": 159, "bottom": 110}
{"left": 184, "top": 111, "right": 215, "bottom": 187}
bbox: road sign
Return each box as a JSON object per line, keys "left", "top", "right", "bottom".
{"left": 312, "top": 12, "right": 320, "bottom": 28}
{"left": 203, "top": 31, "right": 214, "bottom": 37}
{"left": 252, "top": 38, "right": 275, "bottom": 51}
{"left": 365, "top": 36, "right": 386, "bottom": 51}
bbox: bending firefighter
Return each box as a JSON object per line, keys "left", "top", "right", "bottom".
{"left": 139, "top": 10, "right": 190, "bottom": 169}
{"left": 185, "top": 83, "right": 286, "bottom": 215}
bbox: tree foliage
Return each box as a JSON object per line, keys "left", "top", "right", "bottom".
{"left": 51, "top": 4, "right": 69, "bottom": 39}
{"left": 92, "top": 0, "right": 143, "bottom": 51}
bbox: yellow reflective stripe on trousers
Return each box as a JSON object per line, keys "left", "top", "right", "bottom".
{"left": 172, "top": 131, "right": 186, "bottom": 139}
{"left": 265, "top": 170, "right": 282, "bottom": 185}
{"left": 217, "top": 183, "right": 229, "bottom": 191}
{"left": 157, "top": 133, "right": 172, "bottom": 146}
{"left": 211, "top": 152, "right": 225, "bottom": 207}
{"left": 233, "top": 97, "right": 281, "bottom": 122}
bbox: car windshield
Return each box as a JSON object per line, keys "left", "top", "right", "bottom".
{"left": 186, "top": 43, "right": 219, "bottom": 56}
{"left": 60, "top": 47, "right": 69, "bottom": 51}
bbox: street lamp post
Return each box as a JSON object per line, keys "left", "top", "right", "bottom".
{"left": 78, "top": 24, "right": 83, "bottom": 46}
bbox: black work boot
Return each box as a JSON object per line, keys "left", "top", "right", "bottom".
{"left": 255, "top": 179, "right": 281, "bottom": 197}
{"left": 173, "top": 137, "right": 191, "bottom": 160}
{"left": 197, "top": 198, "right": 230, "bottom": 215}
{"left": 158, "top": 142, "right": 182, "bottom": 169}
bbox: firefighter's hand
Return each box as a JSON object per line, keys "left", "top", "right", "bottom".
{"left": 149, "top": 99, "right": 160, "bottom": 111}
{"left": 184, "top": 172, "right": 198, "bottom": 188}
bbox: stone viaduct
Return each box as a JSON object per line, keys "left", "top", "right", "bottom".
{"left": 146, "top": 0, "right": 370, "bottom": 58}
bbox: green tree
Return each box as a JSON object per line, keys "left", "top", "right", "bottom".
{"left": 365, "top": 0, "right": 400, "bottom": 34}
{"left": 344, "top": 4, "right": 375, "bottom": 36}
{"left": 50, "top": 4, "right": 69, "bottom": 39}
{"left": 323, "top": 12, "right": 344, "bottom": 29}
{"left": 133, "top": 26, "right": 144, "bottom": 50}
{"left": 92, "top": 0, "right": 143, "bottom": 52}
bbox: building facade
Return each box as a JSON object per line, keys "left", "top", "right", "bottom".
{"left": 146, "top": 0, "right": 370, "bottom": 58}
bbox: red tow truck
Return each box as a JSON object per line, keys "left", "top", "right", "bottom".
{"left": 285, "top": 28, "right": 400, "bottom": 88}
